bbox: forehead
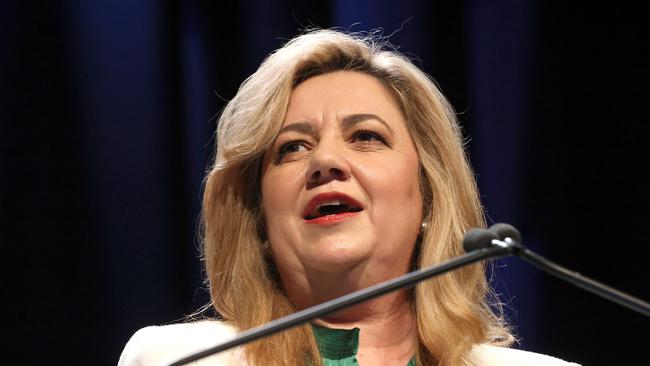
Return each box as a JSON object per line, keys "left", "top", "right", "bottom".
{"left": 284, "top": 71, "right": 405, "bottom": 126}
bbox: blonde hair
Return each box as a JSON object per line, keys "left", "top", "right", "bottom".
{"left": 202, "top": 29, "right": 513, "bottom": 365}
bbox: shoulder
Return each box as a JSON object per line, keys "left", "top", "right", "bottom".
{"left": 470, "top": 344, "right": 581, "bottom": 366}
{"left": 117, "top": 320, "right": 245, "bottom": 366}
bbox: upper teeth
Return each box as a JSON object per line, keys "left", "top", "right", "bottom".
{"left": 305, "top": 201, "right": 351, "bottom": 218}
{"left": 317, "top": 200, "right": 345, "bottom": 209}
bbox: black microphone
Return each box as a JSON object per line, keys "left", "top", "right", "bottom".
{"left": 169, "top": 223, "right": 649, "bottom": 365}
{"left": 483, "top": 223, "right": 650, "bottom": 318}
{"left": 168, "top": 234, "right": 511, "bottom": 366}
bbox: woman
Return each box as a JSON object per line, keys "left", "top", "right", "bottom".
{"left": 119, "top": 30, "right": 578, "bottom": 365}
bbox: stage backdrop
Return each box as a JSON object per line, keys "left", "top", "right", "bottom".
{"left": 2, "top": 1, "right": 648, "bottom": 365}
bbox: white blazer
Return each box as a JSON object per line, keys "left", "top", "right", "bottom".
{"left": 118, "top": 320, "right": 580, "bottom": 366}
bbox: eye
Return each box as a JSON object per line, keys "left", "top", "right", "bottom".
{"left": 279, "top": 141, "right": 306, "bottom": 154}
{"left": 352, "top": 130, "right": 388, "bottom": 145}
{"left": 276, "top": 140, "right": 309, "bottom": 163}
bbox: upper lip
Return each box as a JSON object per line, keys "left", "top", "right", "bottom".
{"left": 302, "top": 192, "right": 364, "bottom": 219}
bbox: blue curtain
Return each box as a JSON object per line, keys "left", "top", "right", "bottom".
{"left": 3, "top": 1, "right": 648, "bottom": 364}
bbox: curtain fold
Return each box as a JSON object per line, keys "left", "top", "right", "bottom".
{"left": 2, "top": 1, "right": 647, "bottom": 364}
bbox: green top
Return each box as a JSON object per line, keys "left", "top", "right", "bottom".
{"left": 312, "top": 324, "right": 416, "bottom": 366}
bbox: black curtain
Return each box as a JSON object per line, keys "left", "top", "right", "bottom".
{"left": 2, "top": 1, "right": 648, "bottom": 365}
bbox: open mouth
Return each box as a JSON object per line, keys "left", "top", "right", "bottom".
{"left": 304, "top": 201, "right": 363, "bottom": 220}
{"left": 302, "top": 192, "right": 364, "bottom": 222}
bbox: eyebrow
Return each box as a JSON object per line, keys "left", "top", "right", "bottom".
{"left": 342, "top": 113, "right": 394, "bottom": 134}
{"left": 277, "top": 121, "right": 316, "bottom": 137}
{"left": 278, "top": 113, "right": 394, "bottom": 136}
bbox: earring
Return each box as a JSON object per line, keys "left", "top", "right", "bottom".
{"left": 421, "top": 222, "right": 427, "bottom": 232}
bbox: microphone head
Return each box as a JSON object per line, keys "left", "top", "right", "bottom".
{"left": 488, "top": 223, "right": 522, "bottom": 243}
{"left": 463, "top": 228, "right": 499, "bottom": 252}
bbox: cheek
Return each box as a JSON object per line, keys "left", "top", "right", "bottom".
{"left": 369, "top": 156, "right": 421, "bottom": 199}
{"left": 261, "top": 174, "right": 288, "bottom": 231}
{"left": 260, "top": 166, "right": 305, "bottom": 237}
{"left": 389, "top": 170, "right": 421, "bottom": 209}
{"left": 362, "top": 156, "right": 423, "bottom": 225}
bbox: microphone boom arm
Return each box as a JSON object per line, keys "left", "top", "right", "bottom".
{"left": 502, "top": 239, "right": 650, "bottom": 318}
{"left": 168, "top": 223, "right": 649, "bottom": 366}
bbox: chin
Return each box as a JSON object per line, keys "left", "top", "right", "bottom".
{"left": 306, "top": 238, "right": 372, "bottom": 271}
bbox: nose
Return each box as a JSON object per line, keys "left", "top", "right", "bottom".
{"left": 306, "top": 140, "right": 351, "bottom": 187}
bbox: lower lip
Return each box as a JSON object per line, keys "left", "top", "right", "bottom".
{"left": 304, "top": 211, "right": 360, "bottom": 225}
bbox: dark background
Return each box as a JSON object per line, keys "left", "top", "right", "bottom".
{"left": 2, "top": 1, "right": 648, "bottom": 365}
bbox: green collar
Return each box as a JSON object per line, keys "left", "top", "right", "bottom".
{"left": 312, "top": 324, "right": 416, "bottom": 366}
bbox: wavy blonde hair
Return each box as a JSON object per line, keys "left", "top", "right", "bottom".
{"left": 202, "top": 29, "right": 513, "bottom": 365}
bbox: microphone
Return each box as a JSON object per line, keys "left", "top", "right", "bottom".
{"left": 482, "top": 223, "right": 650, "bottom": 318}
{"left": 168, "top": 233, "right": 511, "bottom": 366}
{"left": 169, "top": 223, "right": 649, "bottom": 366}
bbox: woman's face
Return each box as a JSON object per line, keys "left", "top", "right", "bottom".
{"left": 261, "top": 71, "right": 422, "bottom": 281}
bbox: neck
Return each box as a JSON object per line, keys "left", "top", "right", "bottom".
{"left": 284, "top": 253, "right": 414, "bottom": 309}
{"left": 313, "top": 289, "right": 414, "bottom": 336}
{"left": 279, "top": 258, "right": 418, "bottom": 364}
{"left": 283, "top": 268, "right": 417, "bottom": 365}
{"left": 315, "top": 293, "right": 417, "bottom": 365}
